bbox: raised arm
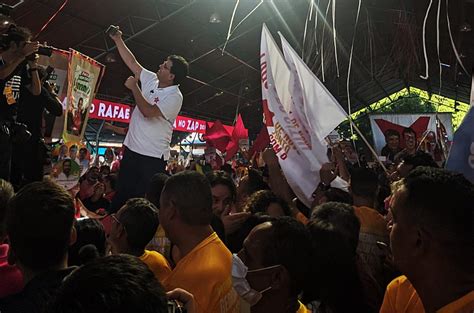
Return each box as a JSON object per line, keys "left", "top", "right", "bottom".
{"left": 108, "top": 26, "right": 143, "bottom": 76}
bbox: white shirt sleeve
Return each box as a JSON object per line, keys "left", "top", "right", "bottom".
{"left": 139, "top": 68, "right": 158, "bottom": 94}
{"left": 156, "top": 93, "right": 183, "bottom": 122}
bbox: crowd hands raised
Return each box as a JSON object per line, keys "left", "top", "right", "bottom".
{"left": 0, "top": 134, "right": 471, "bottom": 313}
{"left": 0, "top": 20, "right": 471, "bottom": 313}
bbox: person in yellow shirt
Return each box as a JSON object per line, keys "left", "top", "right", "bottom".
{"left": 389, "top": 167, "right": 474, "bottom": 313}
{"left": 159, "top": 171, "right": 239, "bottom": 313}
{"left": 234, "top": 217, "right": 312, "bottom": 313}
{"left": 349, "top": 168, "right": 390, "bottom": 288}
{"left": 380, "top": 275, "right": 424, "bottom": 313}
{"left": 108, "top": 198, "right": 171, "bottom": 282}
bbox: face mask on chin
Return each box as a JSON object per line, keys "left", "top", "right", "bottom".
{"left": 231, "top": 253, "right": 280, "bottom": 306}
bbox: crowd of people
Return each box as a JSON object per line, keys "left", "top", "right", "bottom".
{"left": 0, "top": 141, "right": 472, "bottom": 313}
{"left": 0, "top": 19, "right": 472, "bottom": 313}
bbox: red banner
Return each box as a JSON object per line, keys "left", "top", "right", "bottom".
{"left": 89, "top": 99, "right": 131, "bottom": 122}
{"left": 89, "top": 99, "right": 209, "bottom": 134}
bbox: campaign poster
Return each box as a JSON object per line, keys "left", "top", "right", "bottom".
{"left": 369, "top": 113, "right": 453, "bottom": 162}
{"left": 51, "top": 158, "right": 81, "bottom": 191}
{"left": 63, "top": 50, "right": 105, "bottom": 142}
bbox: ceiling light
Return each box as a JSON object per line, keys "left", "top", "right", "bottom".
{"left": 209, "top": 12, "right": 221, "bottom": 24}
{"left": 459, "top": 22, "right": 471, "bottom": 32}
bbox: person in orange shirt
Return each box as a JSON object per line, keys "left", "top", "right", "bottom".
{"left": 108, "top": 198, "right": 171, "bottom": 282}
{"left": 349, "top": 168, "right": 390, "bottom": 288}
{"left": 380, "top": 275, "right": 424, "bottom": 313}
{"left": 159, "top": 171, "right": 239, "bottom": 313}
{"left": 234, "top": 217, "right": 312, "bottom": 313}
{"left": 389, "top": 167, "right": 474, "bottom": 313}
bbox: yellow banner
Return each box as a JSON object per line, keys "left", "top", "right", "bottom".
{"left": 63, "top": 49, "right": 105, "bottom": 142}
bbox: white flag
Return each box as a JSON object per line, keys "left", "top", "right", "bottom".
{"left": 279, "top": 33, "right": 347, "bottom": 142}
{"left": 261, "top": 25, "right": 348, "bottom": 206}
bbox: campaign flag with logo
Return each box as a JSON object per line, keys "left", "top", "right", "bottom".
{"left": 261, "top": 25, "right": 347, "bottom": 206}
{"left": 445, "top": 74, "right": 474, "bottom": 182}
{"left": 63, "top": 50, "right": 105, "bottom": 142}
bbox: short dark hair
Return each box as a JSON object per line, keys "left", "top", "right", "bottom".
{"left": 261, "top": 217, "right": 312, "bottom": 297}
{"left": 6, "top": 181, "right": 75, "bottom": 270}
{"left": 79, "top": 147, "right": 88, "bottom": 153}
{"left": 247, "top": 168, "right": 270, "bottom": 195}
{"left": 402, "top": 151, "right": 438, "bottom": 169}
{"left": 146, "top": 173, "right": 169, "bottom": 209}
{"left": 402, "top": 167, "right": 474, "bottom": 258}
{"left": 168, "top": 55, "right": 189, "bottom": 85}
{"left": 384, "top": 129, "right": 400, "bottom": 139}
{"left": 243, "top": 190, "right": 291, "bottom": 216}
{"left": 68, "top": 219, "right": 106, "bottom": 266}
{"left": 0, "top": 179, "right": 14, "bottom": 238}
{"left": 310, "top": 202, "right": 360, "bottom": 254}
{"left": 306, "top": 202, "right": 367, "bottom": 311}
{"left": 69, "top": 145, "right": 77, "bottom": 151}
{"left": 402, "top": 127, "right": 416, "bottom": 138}
{"left": 120, "top": 198, "right": 159, "bottom": 250}
{"left": 162, "top": 171, "right": 213, "bottom": 225}
{"left": 206, "top": 170, "right": 236, "bottom": 202}
{"left": 350, "top": 167, "right": 379, "bottom": 200}
{"left": 50, "top": 254, "right": 168, "bottom": 313}
{"left": 321, "top": 188, "right": 353, "bottom": 205}
{"left": 63, "top": 159, "right": 72, "bottom": 166}
{"left": 2, "top": 25, "right": 31, "bottom": 49}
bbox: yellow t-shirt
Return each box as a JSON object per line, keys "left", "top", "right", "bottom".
{"left": 163, "top": 232, "right": 239, "bottom": 313}
{"left": 380, "top": 275, "right": 424, "bottom": 313}
{"left": 296, "top": 301, "right": 311, "bottom": 313}
{"left": 437, "top": 290, "right": 474, "bottom": 313}
{"left": 354, "top": 206, "right": 388, "bottom": 237}
{"left": 139, "top": 250, "right": 172, "bottom": 283}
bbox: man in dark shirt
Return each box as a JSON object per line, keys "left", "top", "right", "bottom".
{"left": 11, "top": 69, "right": 63, "bottom": 187}
{"left": 0, "top": 26, "right": 40, "bottom": 181}
{"left": 380, "top": 129, "right": 402, "bottom": 162}
{"left": 0, "top": 181, "right": 77, "bottom": 313}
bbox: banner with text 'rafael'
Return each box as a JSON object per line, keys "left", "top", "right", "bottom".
{"left": 63, "top": 50, "right": 105, "bottom": 143}
{"left": 89, "top": 99, "right": 208, "bottom": 134}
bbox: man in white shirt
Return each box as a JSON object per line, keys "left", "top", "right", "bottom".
{"left": 108, "top": 26, "right": 188, "bottom": 212}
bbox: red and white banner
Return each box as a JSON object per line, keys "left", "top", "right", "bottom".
{"left": 173, "top": 115, "right": 207, "bottom": 134}
{"left": 89, "top": 99, "right": 208, "bottom": 134}
{"left": 89, "top": 99, "right": 131, "bottom": 122}
{"left": 369, "top": 113, "right": 453, "bottom": 162}
{"left": 261, "top": 25, "right": 347, "bottom": 206}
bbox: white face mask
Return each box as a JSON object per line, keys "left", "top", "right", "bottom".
{"left": 231, "top": 253, "right": 279, "bottom": 306}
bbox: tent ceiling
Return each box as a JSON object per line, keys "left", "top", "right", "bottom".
{"left": 6, "top": 0, "right": 473, "bottom": 139}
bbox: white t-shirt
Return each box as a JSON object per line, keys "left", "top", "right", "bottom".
{"left": 123, "top": 68, "right": 183, "bottom": 160}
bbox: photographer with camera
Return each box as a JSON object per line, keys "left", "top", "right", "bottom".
{"left": 0, "top": 25, "right": 41, "bottom": 181}
{"left": 10, "top": 66, "right": 63, "bottom": 187}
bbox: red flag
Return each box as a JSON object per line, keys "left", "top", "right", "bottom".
{"left": 225, "top": 114, "right": 248, "bottom": 161}
{"left": 249, "top": 126, "right": 270, "bottom": 158}
{"left": 203, "top": 120, "right": 231, "bottom": 153}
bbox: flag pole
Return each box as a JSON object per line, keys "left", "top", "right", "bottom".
{"left": 349, "top": 118, "right": 389, "bottom": 174}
